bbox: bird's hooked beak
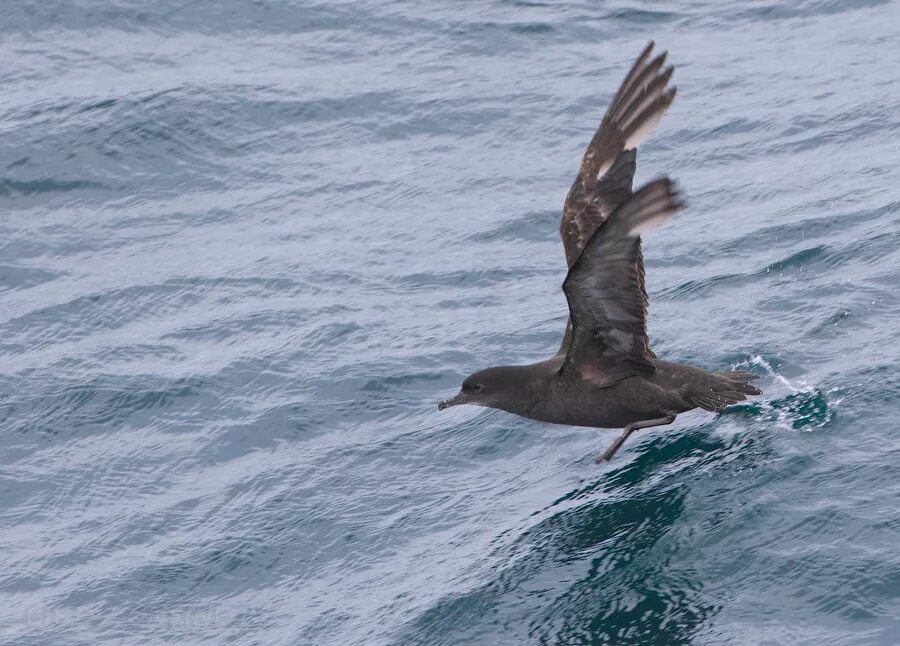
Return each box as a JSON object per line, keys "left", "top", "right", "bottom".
{"left": 438, "top": 391, "right": 468, "bottom": 410}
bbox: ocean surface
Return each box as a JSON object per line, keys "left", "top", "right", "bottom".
{"left": 2, "top": 1, "right": 900, "bottom": 644}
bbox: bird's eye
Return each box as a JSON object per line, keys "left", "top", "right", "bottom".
{"left": 462, "top": 381, "right": 485, "bottom": 394}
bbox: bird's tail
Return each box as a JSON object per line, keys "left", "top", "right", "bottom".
{"left": 687, "top": 370, "right": 761, "bottom": 412}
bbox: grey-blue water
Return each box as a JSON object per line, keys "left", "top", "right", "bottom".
{"left": 2, "top": 1, "right": 900, "bottom": 644}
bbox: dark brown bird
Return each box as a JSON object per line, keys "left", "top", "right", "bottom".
{"left": 438, "top": 42, "right": 761, "bottom": 462}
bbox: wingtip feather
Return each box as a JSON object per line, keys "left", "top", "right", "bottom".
{"left": 620, "top": 177, "right": 685, "bottom": 237}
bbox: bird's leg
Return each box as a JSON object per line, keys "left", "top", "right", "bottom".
{"left": 596, "top": 412, "right": 676, "bottom": 463}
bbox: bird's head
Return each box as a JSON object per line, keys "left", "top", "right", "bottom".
{"left": 438, "top": 365, "right": 530, "bottom": 412}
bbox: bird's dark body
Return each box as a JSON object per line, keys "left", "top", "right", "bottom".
{"left": 490, "top": 359, "right": 735, "bottom": 429}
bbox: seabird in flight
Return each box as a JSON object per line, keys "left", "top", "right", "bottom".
{"left": 438, "top": 42, "right": 761, "bottom": 462}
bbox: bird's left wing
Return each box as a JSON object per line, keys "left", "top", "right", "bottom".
{"left": 560, "top": 178, "right": 684, "bottom": 386}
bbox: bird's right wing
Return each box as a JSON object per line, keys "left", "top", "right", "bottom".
{"left": 559, "top": 41, "right": 676, "bottom": 269}
{"left": 560, "top": 179, "right": 684, "bottom": 386}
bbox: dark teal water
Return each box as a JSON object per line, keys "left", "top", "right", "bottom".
{"left": 2, "top": 1, "right": 900, "bottom": 644}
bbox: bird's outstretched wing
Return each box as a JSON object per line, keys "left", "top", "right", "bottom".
{"left": 560, "top": 178, "right": 684, "bottom": 386}
{"left": 557, "top": 42, "right": 676, "bottom": 354}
